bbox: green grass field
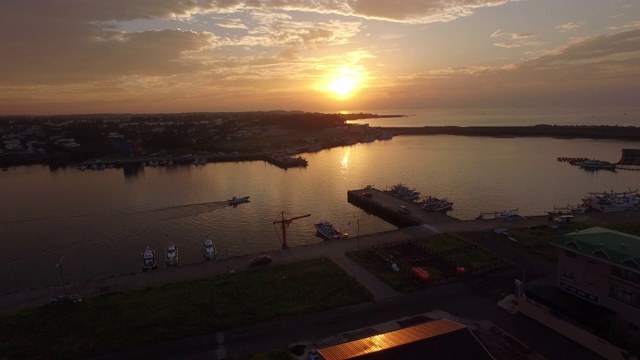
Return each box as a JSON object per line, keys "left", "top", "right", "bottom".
{"left": 0, "top": 258, "right": 372, "bottom": 359}
{"left": 417, "top": 233, "right": 469, "bottom": 252}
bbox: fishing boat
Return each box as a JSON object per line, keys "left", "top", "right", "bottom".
{"left": 228, "top": 196, "right": 250, "bottom": 206}
{"left": 496, "top": 208, "right": 520, "bottom": 219}
{"left": 420, "top": 196, "right": 454, "bottom": 211}
{"left": 386, "top": 184, "right": 421, "bottom": 201}
{"left": 165, "top": 243, "right": 179, "bottom": 267}
{"left": 582, "top": 189, "right": 640, "bottom": 212}
{"left": 203, "top": 238, "right": 217, "bottom": 260}
{"left": 314, "top": 220, "right": 348, "bottom": 240}
{"left": 578, "top": 159, "right": 616, "bottom": 170}
{"left": 193, "top": 157, "right": 207, "bottom": 165}
{"left": 141, "top": 246, "right": 157, "bottom": 271}
{"left": 399, "top": 205, "right": 411, "bottom": 214}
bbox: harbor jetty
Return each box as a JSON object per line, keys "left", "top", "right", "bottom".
{"left": 557, "top": 157, "right": 588, "bottom": 163}
{"left": 74, "top": 152, "right": 308, "bottom": 170}
{"left": 348, "top": 187, "right": 461, "bottom": 232}
{"left": 347, "top": 186, "right": 640, "bottom": 234}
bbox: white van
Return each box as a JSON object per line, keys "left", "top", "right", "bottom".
{"left": 554, "top": 215, "right": 575, "bottom": 223}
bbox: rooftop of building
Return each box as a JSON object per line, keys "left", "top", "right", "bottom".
{"left": 316, "top": 318, "right": 494, "bottom": 360}
{"left": 551, "top": 227, "right": 640, "bottom": 271}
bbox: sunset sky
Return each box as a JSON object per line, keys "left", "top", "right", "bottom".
{"left": 1, "top": 0, "right": 640, "bottom": 115}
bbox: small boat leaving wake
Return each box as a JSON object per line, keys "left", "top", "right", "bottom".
{"left": 228, "top": 196, "right": 250, "bottom": 206}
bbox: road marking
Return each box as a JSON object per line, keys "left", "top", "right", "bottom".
{"left": 216, "top": 331, "right": 226, "bottom": 359}
{"left": 421, "top": 224, "right": 440, "bottom": 233}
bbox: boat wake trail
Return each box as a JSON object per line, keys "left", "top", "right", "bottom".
{"left": 137, "top": 202, "right": 228, "bottom": 221}
{"left": 137, "top": 201, "right": 228, "bottom": 213}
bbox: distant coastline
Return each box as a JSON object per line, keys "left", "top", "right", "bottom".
{"left": 391, "top": 124, "right": 640, "bottom": 141}
{"left": 2, "top": 110, "right": 639, "bottom": 169}
{"left": 339, "top": 112, "right": 407, "bottom": 120}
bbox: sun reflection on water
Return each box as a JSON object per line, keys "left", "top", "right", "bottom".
{"left": 340, "top": 148, "right": 351, "bottom": 178}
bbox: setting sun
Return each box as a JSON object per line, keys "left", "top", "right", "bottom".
{"left": 324, "top": 68, "right": 363, "bottom": 99}
{"left": 328, "top": 77, "right": 357, "bottom": 98}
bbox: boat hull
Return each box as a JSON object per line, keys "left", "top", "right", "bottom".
{"left": 314, "top": 221, "right": 348, "bottom": 241}
{"left": 141, "top": 248, "right": 157, "bottom": 271}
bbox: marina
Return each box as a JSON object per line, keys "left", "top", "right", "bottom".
{"left": 1, "top": 135, "right": 639, "bottom": 294}
{"left": 73, "top": 152, "right": 308, "bottom": 170}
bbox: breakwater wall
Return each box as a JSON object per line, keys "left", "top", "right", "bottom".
{"left": 389, "top": 126, "right": 640, "bottom": 141}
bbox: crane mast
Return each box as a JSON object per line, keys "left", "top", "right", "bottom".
{"left": 273, "top": 211, "right": 311, "bottom": 250}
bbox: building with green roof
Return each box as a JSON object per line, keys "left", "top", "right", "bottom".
{"left": 549, "top": 227, "right": 640, "bottom": 342}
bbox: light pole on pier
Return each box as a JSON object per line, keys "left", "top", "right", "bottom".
{"left": 351, "top": 214, "right": 360, "bottom": 249}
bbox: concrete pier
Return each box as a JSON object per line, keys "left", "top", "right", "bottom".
{"left": 347, "top": 187, "right": 460, "bottom": 232}
{"left": 346, "top": 186, "right": 637, "bottom": 234}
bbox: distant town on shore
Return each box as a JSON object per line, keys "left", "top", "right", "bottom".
{"left": 1, "top": 110, "right": 639, "bottom": 168}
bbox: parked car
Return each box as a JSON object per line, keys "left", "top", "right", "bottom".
{"left": 554, "top": 215, "right": 575, "bottom": 223}
{"left": 249, "top": 254, "right": 272, "bottom": 267}
{"left": 308, "top": 349, "right": 319, "bottom": 360}
{"left": 50, "top": 294, "right": 83, "bottom": 304}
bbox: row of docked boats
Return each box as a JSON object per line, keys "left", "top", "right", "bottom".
{"left": 193, "top": 157, "right": 207, "bottom": 166}
{"left": 141, "top": 237, "right": 218, "bottom": 271}
{"left": 76, "top": 161, "right": 114, "bottom": 171}
{"left": 581, "top": 189, "right": 640, "bottom": 212}
{"left": 385, "top": 183, "right": 421, "bottom": 201}
{"left": 385, "top": 184, "right": 455, "bottom": 211}
{"left": 476, "top": 208, "right": 520, "bottom": 220}
{"left": 142, "top": 158, "right": 175, "bottom": 167}
{"left": 420, "top": 196, "right": 454, "bottom": 211}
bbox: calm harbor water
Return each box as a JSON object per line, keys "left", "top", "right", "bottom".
{"left": 1, "top": 134, "right": 639, "bottom": 293}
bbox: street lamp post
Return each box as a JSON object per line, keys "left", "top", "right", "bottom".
{"left": 226, "top": 245, "right": 230, "bottom": 273}
{"left": 56, "top": 255, "right": 67, "bottom": 298}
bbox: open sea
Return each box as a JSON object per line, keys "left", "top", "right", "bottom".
{"left": 1, "top": 108, "right": 639, "bottom": 293}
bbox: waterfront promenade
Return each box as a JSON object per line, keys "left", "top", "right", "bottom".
{"left": 2, "top": 187, "right": 636, "bottom": 313}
